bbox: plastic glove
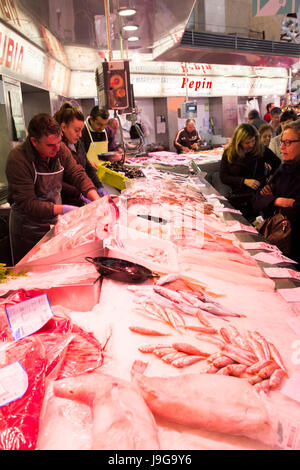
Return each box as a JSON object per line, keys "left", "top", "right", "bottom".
{"left": 97, "top": 187, "right": 109, "bottom": 197}
{"left": 62, "top": 204, "right": 78, "bottom": 215}
{"left": 80, "top": 194, "right": 91, "bottom": 204}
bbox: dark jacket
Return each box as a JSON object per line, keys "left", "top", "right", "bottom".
{"left": 61, "top": 139, "right": 103, "bottom": 206}
{"left": 81, "top": 119, "right": 118, "bottom": 153}
{"left": 219, "top": 146, "right": 281, "bottom": 218}
{"left": 174, "top": 127, "right": 201, "bottom": 153}
{"left": 220, "top": 146, "right": 281, "bottom": 192}
{"left": 6, "top": 137, "right": 97, "bottom": 221}
{"left": 252, "top": 160, "right": 300, "bottom": 263}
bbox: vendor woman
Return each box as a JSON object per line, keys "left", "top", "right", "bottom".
{"left": 6, "top": 113, "right": 101, "bottom": 265}
{"left": 54, "top": 102, "right": 108, "bottom": 206}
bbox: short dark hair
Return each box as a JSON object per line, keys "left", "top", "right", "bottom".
{"left": 280, "top": 109, "right": 298, "bottom": 123}
{"left": 266, "top": 103, "right": 274, "bottom": 112}
{"left": 185, "top": 118, "right": 195, "bottom": 125}
{"left": 54, "top": 102, "right": 84, "bottom": 125}
{"left": 90, "top": 106, "right": 109, "bottom": 121}
{"left": 270, "top": 107, "right": 282, "bottom": 116}
{"left": 248, "top": 109, "right": 260, "bottom": 120}
{"left": 28, "top": 114, "right": 61, "bottom": 140}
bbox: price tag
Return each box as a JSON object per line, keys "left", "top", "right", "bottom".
{"left": 278, "top": 287, "right": 300, "bottom": 302}
{"left": 5, "top": 294, "right": 53, "bottom": 341}
{"left": 264, "top": 267, "right": 300, "bottom": 280}
{"left": 205, "top": 194, "right": 227, "bottom": 201}
{"left": 214, "top": 207, "right": 242, "bottom": 214}
{"left": 226, "top": 222, "right": 258, "bottom": 234}
{"left": 0, "top": 362, "right": 28, "bottom": 407}
{"left": 241, "top": 241, "right": 280, "bottom": 252}
{"left": 253, "top": 252, "right": 298, "bottom": 265}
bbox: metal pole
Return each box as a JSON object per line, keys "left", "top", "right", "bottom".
{"left": 104, "top": 0, "right": 112, "bottom": 61}
{"left": 116, "top": 0, "right": 124, "bottom": 59}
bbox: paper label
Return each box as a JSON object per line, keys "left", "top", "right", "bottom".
{"left": 226, "top": 222, "right": 258, "bottom": 234}
{"left": 205, "top": 194, "right": 227, "bottom": 200}
{"left": 5, "top": 294, "right": 53, "bottom": 341}
{"left": 253, "top": 252, "right": 297, "bottom": 265}
{"left": 241, "top": 241, "right": 280, "bottom": 252}
{"left": 213, "top": 207, "right": 242, "bottom": 214}
{"left": 0, "top": 362, "right": 28, "bottom": 407}
{"left": 264, "top": 267, "right": 300, "bottom": 280}
{"left": 278, "top": 287, "right": 300, "bottom": 302}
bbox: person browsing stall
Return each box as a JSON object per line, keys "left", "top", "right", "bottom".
{"left": 6, "top": 113, "right": 101, "bottom": 265}
{"left": 81, "top": 106, "right": 120, "bottom": 166}
{"left": 54, "top": 102, "right": 108, "bottom": 206}
{"left": 270, "top": 107, "right": 282, "bottom": 136}
{"left": 259, "top": 123, "right": 273, "bottom": 148}
{"left": 269, "top": 109, "right": 298, "bottom": 160}
{"left": 253, "top": 119, "right": 300, "bottom": 263}
{"left": 174, "top": 119, "right": 202, "bottom": 153}
{"left": 219, "top": 123, "right": 281, "bottom": 220}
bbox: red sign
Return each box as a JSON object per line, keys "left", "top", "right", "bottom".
{"left": 0, "top": 30, "right": 23, "bottom": 72}
{"left": 0, "top": 0, "right": 20, "bottom": 27}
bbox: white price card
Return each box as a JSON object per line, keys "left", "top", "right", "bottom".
{"left": 281, "top": 374, "right": 300, "bottom": 404}
{"left": 278, "top": 287, "right": 300, "bottom": 302}
{"left": 0, "top": 362, "right": 28, "bottom": 407}
{"left": 213, "top": 207, "right": 242, "bottom": 214}
{"left": 5, "top": 294, "right": 53, "bottom": 341}
{"left": 241, "top": 241, "right": 280, "bottom": 252}
{"left": 253, "top": 252, "right": 298, "bottom": 265}
{"left": 226, "top": 222, "right": 258, "bottom": 234}
{"left": 205, "top": 194, "right": 227, "bottom": 200}
{"left": 264, "top": 267, "right": 300, "bottom": 280}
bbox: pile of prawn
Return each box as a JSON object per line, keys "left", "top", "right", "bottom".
{"left": 128, "top": 274, "right": 287, "bottom": 395}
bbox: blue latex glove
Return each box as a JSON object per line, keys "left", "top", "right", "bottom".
{"left": 80, "top": 194, "right": 91, "bottom": 204}
{"left": 62, "top": 204, "right": 78, "bottom": 215}
{"left": 97, "top": 187, "right": 109, "bottom": 197}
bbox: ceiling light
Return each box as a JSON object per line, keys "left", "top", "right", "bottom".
{"left": 118, "top": 7, "right": 136, "bottom": 17}
{"left": 122, "top": 24, "right": 138, "bottom": 31}
{"left": 128, "top": 36, "right": 139, "bottom": 41}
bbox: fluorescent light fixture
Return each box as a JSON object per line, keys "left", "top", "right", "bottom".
{"left": 118, "top": 7, "right": 136, "bottom": 16}
{"left": 123, "top": 24, "right": 138, "bottom": 31}
{"left": 128, "top": 36, "right": 139, "bottom": 41}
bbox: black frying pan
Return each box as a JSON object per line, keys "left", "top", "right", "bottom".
{"left": 85, "top": 256, "right": 159, "bottom": 284}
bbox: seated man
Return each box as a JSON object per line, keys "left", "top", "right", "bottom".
{"left": 174, "top": 119, "right": 202, "bottom": 153}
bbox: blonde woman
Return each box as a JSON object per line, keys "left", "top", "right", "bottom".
{"left": 219, "top": 123, "right": 281, "bottom": 219}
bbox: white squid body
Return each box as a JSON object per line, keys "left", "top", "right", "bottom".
{"left": 53, "top": 371, "right": 160, "bottom": 450}
{"left": 132, "top": 367, "right": 276, "bottom": 447}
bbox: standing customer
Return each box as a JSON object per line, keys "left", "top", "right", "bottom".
{"left": 6, "top": 113, "right": 100, "bottom": 264}
{"left": 270, "top": 107, "right": 282, "bottom": 135}
{"left": 248, "top": 109, "right": 265, "bottom": 130}
{"left": 54, "top": 102, "right": 107, "bottom": 206}
{"left": 258, "top": 123, "right": 273, "bottom": 148}
{"left": 219, "top": 123, "right": 281, "bottom": 220}
{"left": 269, "top": 109, "right": 298, "bottom": 160}
{"left": 253, "top": 120, "right": 300, "bottom": 263}
{"left": 263, "top": 103, "right": 274, "bottom": 123}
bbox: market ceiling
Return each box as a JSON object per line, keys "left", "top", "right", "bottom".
{"left": 33, "top": 0, "right": 300, "bottom": 67}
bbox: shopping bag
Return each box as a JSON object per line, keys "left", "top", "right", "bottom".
{"left": 258, "top": 211, "right": 292, "bottom": 256}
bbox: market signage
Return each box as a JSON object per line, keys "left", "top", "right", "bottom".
{"left": 0, "top": 0, "right": 44, "bottom": 49}
{"left": 0, "top": 21, "right": 45, "bottom": 84}
{"left": 252, "top": 0, "right": 299, "bottom": 16}
{"left": 68, "top": 68, "right": 287, "bottom": 98}
{"left": 0, "top": 22, "right": 70, "bottom": 96}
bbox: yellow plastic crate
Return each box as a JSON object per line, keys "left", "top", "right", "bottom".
{"left": 96, "top": 163, "right": 127, "bottom": 191}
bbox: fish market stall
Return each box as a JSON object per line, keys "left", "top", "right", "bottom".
{"left": 0, "top": 169, "right": 300, "bottom": 450}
